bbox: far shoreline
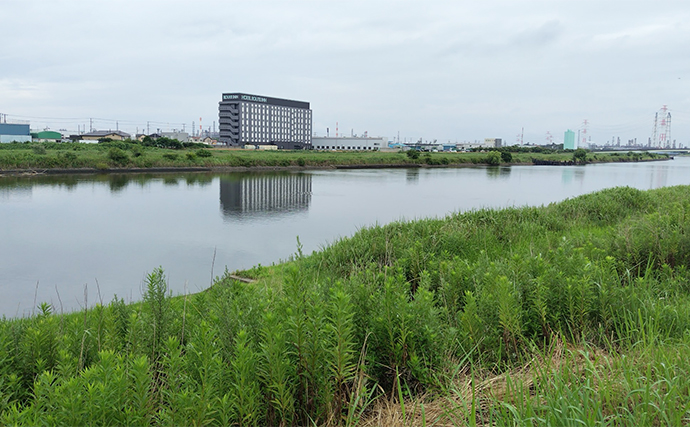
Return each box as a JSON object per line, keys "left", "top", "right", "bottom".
{"left": 0, "top": 156, "right": 673, "bottom": 177}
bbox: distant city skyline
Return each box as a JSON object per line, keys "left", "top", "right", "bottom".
{"left": 2, "top": 1, "right": 689, "bottom": 146}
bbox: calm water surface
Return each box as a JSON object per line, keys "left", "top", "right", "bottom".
{"left": 2, "top": 157, "right": 690, "bottom": 317}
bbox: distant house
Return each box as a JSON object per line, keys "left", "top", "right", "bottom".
{"left": 190, "top": 136, "right": 215, "bottom": 144}
{"left": 76, "top": 130, "right": 131, "bottom": 141}
{"left": 161, "top": 131, "right": 189, "bottom": 142}
{"left": 31, "top": 130, "right": 63, "bottom": 142}
{"left": 136, "top": 133, "right": 162, "bottom": 142}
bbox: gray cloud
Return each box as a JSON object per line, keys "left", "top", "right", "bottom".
{"left": 1, "top": 0, "right": 690, "bottom": 144}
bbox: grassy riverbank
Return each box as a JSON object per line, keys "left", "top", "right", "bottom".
{"left": 2, "top": 185, "right": 690, "bottom": 425}
{"left": 0, "top": 141, "right": 669, "bottom": 173}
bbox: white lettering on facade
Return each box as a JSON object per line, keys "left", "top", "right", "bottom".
{"left": 223, "top": 94, "right": 268, "bottom": 103}
{"left": 241, "top": 95, "right": 267, "bottom": 103}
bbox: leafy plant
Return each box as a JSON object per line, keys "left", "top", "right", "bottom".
{"left": 485, "top": 151, "right": 501, "bottom": 166}
{"left": 31, "top": 145, "right": 46, "bottom": 155}
{"left": 406, "top": 150, "right": 420, "bottom": 160}
{"left": 107, "top": 148, "right": 130, "bottom": 166}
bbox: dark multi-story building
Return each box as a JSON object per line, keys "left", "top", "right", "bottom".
{"left": 218, "top": 93, "right": 312, "bottom": 149}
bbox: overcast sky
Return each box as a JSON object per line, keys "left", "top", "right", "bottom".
{"left": 2, "top": 0, "right": 689, "bottom": 145}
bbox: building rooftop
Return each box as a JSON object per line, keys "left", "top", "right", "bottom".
{"left": 81, "top": 130, "right": 131, "bottom": 138}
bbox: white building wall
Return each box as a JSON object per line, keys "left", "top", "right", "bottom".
{"left": 161, "top": 131, "right": 190, "bottom": 142}
{"left": 312, "top": 137, "right": 386, "bottom": 151}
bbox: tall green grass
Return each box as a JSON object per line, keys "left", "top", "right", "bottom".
{"left": 1, "top": 185, "right": 690, "bottom": 425}
{"left": 0, "top": 141, "right": 663, "bottom": 170}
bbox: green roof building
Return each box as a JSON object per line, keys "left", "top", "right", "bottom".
{"left": 31, "top": 131, "right": 63, "bottom": 142}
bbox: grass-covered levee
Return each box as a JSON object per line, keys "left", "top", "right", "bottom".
{"left": 2, "top": 185, "right": 690, "bottom": 426}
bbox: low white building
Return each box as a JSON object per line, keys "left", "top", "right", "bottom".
{"left": 312, "top": 136, "right": 387, "bottom": 151}
{"left": 484, "top": 138, "right": 503, "bottom": 148}
{"left": 161, "top": 131, "right": 189, "bottom": 142}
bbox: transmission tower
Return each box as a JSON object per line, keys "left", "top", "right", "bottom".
{"left": 545, "top": 131, "right": 553, "bottom": 145}
{"left": 515, "top": 127, "right": 524, "bottom": 145}
{"left": 652, "top": 105, "right": 672, "bottom": 148}
{"left": 580, "top": 119, "right": 588, "bottom": 148}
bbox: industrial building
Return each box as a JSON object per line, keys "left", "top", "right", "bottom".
{"left": 31, "top": 131, "right": 62, "bottom": 142}
{"left": 312, "top": 136, "right": 386, "bottom": 151}
{"left": 218, "top": 93, "right": 312, "bottom": 149}
{"left": 563, "top": 129, "right": 576, "bottom": 150}
{"left": 161, "top": 131, "right": 189, "bottom": 142}
{"left": 0, "top": 123, "right": 31, "bottom": 143}
{"left": 484, "top": 138, "right": 503, "bottom": 148}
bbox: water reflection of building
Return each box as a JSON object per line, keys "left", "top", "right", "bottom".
{"left": 220, "top": 174, "right": 312, "bottom": 218}
{"left": 561, "top": 167, "right": 584, "bottom": 185}
{"left": 650, "top": 164, "right": 669, "bottom": 189}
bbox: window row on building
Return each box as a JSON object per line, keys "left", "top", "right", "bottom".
{"left": 311, "top": 137, "right": 385, "bottom": 151}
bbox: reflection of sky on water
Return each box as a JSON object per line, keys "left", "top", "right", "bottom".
{"left": 0, "top": 186, "right": 32, "bottom": 200}
{"left": 0, "top": 158, "right": 689, "bottom": 317}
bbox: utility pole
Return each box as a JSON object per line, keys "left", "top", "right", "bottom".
{"left": 147, "top": 121, "right": 150, "bottom": 135}
{"left": 89, "top": 118, "right": 93, "bottom": 132}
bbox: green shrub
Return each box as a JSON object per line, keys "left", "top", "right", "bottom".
{"left": 406, "top": 150, "right": 420, "bottom": 160}
{"left": 185, "top": 152, "right": 196, "bottom": 161}
{"left": 573, "top": 148, "right": 588, "bottom": 163}
{"left": 297, "top": 157, "right": 306, "bottom": 167}
{"left": 31, "top": 145, "right": 46, "bottom": 155}
{"left": 162, "top": 153, "right": 179, "bottom": 161}
{"left": 130, "top": 145, "right": 144, "bottom": 157}
{"left": 485, "top": 151, "right": 501, "bottom": 166}
{"left": 196, "top": 149, "right": 212, "bottom": 158}
{"left": 107, "top": 148, "right": 130, "bottom": 166}
{"left": 500, "top": 151, "right": 513, "bottom": 163}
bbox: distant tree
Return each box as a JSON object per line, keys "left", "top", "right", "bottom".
{"left": 406, "top": 149, "right": 420, "bottom": 160}
{"left": 500, "top": 151, "right": 513, "bottom": 163}
{"left": 130, "top": 144, "right": 144, "bottom": 157}
{"left": 573, "top": 148, "right": 588, "bottom": 163}
{"left": 108, "top": 147, "right": 130, "bottom": 165}
{"left": 485, "top": 151, "right": 501, "bottom": 166}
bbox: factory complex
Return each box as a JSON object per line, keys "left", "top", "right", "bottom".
{"left": 2, "top": 92, "right": 513, "bottom": 152}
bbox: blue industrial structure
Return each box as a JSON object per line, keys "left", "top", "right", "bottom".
{"left": 0, "top": 123, "right": 31, "bottom": 143}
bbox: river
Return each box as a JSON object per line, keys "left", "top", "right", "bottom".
{"left": 1, "top": 157, "right": 689, "bottom": 317}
